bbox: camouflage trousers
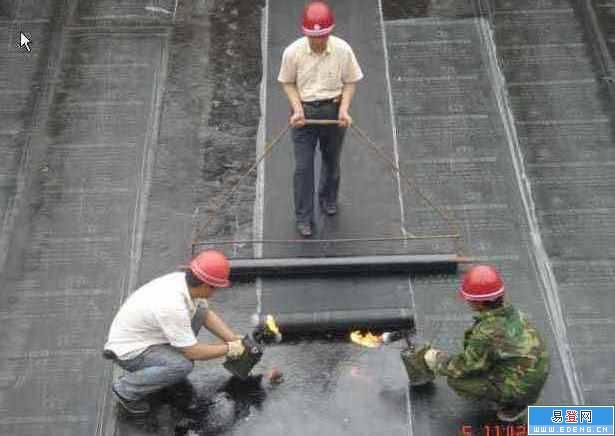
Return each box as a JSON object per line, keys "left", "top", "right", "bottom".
{"left": 448, "top": 376, "right": 502, "bottom": 405}
{"left": 447, "top": 376, "right": 539, "bottom": 410}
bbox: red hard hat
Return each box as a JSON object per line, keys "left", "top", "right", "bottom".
{"left": 189, "top": 250, "right": 231, "bottom": 288}
{"left": 302, "top": 1, "right": 335, "bottom": 37}
{"left": 459, "top": 264, "right": 505, "bottom": 302}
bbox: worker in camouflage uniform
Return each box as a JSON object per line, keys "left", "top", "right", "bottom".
{"left": 421, "top": 264, "right": 550, "bottom": 422}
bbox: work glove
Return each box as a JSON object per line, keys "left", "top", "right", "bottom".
{"left": 226, "top": 339, "right": 245, "bottom": 359}
{"left": 423, "top": 347, "right": 443, "bottom": 372}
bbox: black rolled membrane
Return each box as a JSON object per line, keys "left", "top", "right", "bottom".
{"left": 230, "top": 254, "right": 460, "bottom": 280}
{"left": 252, "top": 308, "right": 415, "bottom": 341}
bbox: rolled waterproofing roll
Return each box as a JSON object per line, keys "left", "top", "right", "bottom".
{"left": 253, "top": 308, "right": 414, "bottom": 335}
{"left": 230, "top": 254, "right": 459, "bottom": 279}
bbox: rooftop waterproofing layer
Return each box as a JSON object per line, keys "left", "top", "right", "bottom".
{"left": 0, "top": 0, "right": 613, "bottom": 435}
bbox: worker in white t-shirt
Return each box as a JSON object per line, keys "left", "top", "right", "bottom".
{"left": 103, "top": 250, "right": 245, "bottom": 414}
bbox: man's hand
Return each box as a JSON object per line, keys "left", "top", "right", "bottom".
{"left": 338, "top": 109, "right": 352, "bottom": 128}
{"left": 424, "top": 348, "right": 442, "bottom": 371}
{"left": 289, "top": 110, "right": 306, "bottom": 127}
{"left": 226, "top": 339, "right": 245, "bottom": 359}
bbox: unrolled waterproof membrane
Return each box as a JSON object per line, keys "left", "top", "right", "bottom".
{"left": 1, "top": 0, "right": 612, "bottom": 435}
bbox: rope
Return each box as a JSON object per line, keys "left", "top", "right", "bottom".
{"left": 194, "top": 234, "right": 460, "bottom": 247}
{"left": 192, "top": 124, "right": 290, "bottom": 244}
{"left": 349, "top": 124, "right": 467, "bottom": 255}
{"left": 192, "top": 120, "right": 469, "bottom": 256}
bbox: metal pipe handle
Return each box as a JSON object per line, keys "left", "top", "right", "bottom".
{"left": 304, "top": 119, "right": 340, "bottom": 125}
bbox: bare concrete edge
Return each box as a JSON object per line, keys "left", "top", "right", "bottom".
{"left": 377, "top": 0, "right": 408, "bottom": 242}
{"left": 377, "top": 2, "right": 414, "bottom": 435}
{"left": 96, "top": 30, "right": 172, "bottom": 436}
{"left": 475, "top": 17, "right": 585, "bottom": 405}
{"left": 254, "top": 0, "right": 269, "bottom": 316}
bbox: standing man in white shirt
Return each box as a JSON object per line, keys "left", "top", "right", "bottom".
{"left": 103, "top": 250, "right": 245, "bottom": 414}
{"left": 278, "top": 1, "right": 364, "bottom": 237}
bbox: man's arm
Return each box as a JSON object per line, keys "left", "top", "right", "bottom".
{"left": 278, "top": 45, "right": 305, "bottom": 127}
{"left": 338, "top": 43, "right": 363, "bottom": 127}
{"left": 281, "top": 82, "right": 305, "bottom": 127}
{"left": 338, "top": 82, "right": 356, "bottom": 127}
{"left": 179, "top": 342, "right": 229, "bottom": 361}
{"left": 203, "top": 309, "right": 241, "bottom": 342}
{"left": 432, "top": 325, "right": 496, "bottom": 379}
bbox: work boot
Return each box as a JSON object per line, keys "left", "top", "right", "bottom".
{"left": 112, "top": 386, "right": 151, "bottom": 415}
{"left": 297, "top": 222, "right": 312, "bottom": 237}
{"left": 497, "top": 405, "right": 527, "bottom": 423}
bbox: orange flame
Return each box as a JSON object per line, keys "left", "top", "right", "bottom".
{"left": 266, "top": 314, "right": 280, "bottom": 335}
{"left": 350, "top": 331, "right": 382, "bottom": 348}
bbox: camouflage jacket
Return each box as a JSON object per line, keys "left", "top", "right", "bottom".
{"left": 433, "top": 304, "right": 549, "bottom": 402}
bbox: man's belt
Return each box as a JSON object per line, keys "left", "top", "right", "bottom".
{"left": 302, "top": 96, "right": 340, "bottom": 106}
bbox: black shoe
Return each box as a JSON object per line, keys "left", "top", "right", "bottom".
{"left": 112, "top": 386, "right": 151, "bottom": 415}
{"left": 297, "top": 222, "right": 312, "bottom": 237}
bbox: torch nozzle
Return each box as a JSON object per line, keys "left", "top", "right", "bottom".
{"left": 380, "top": 330, "right": 414, "bottom": 346}
{"left": 251, "top": 314, "right": 283, "bottom": 345}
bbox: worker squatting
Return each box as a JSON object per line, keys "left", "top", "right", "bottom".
{"left": 104, "top": 250, "right": 549, "bottom": 421}
{"left": 103, "top": 1, "right": 550, "bottom": 427}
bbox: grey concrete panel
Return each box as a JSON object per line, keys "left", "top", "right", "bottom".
{"left": 0, "top": 1, "right": 13, "bottom": 18}
{"left": 516, "top": 120, "right": 615, "bottom": 164}
{"left": 0, "top": 4, "right": 168, "bottom": 431}
{"left": 572, "top": 349, "right": 615, "bottom": 403}
{"left": 386, "top": 19, "right": 481, "bottom": 42}
{"left": 0, "top": 0, "right": 56, "bottom": 19}
{"left": 495, "top": 0, "right": 615, "bottom": 405}
{"left": 495, "top": 9, "right": 585, "bottom": 46}
{"left": 0, "top": 23, "right": 52, "bottom": 90}
{"left": 74, "top": 0, "right": 176, "bottom": 25}
{"left": 39, "top": 144, "right": 142, "bottom": 191}
{"left": 527, "top": 163, "right": 615, "bottom": 210}
{"left": 553, "top": 259, "right": 615, "bottom": 295}
{"left": 508, "top": 80, "right": 610, "bottom": 122}
{"left": 391, "top": 77, "right": 489, "bottom": 115}
{"left": 388, "top": 39, "right": 484, "bottom": 78}
{"left": 406, "top": 206, "right": 526, "bottom": 257}
{"left": 395, "top": 114, "right": 497, "bottom": 159}
{"left": 498, "top": 44, "right": 597, "bottom": 83}
{"left": 592, "top": 1, "right": 615, "bottom": 63}
{"left": 537, "top": 209, "right": 615, "bottom": 259}
{"left": 399, "top": 157, "right": 506, "bottom": 206}
{"left": 58, "top": 31, "right": 163, "bottom": 66}
{"left": 495, "top": 0, "right": 574, "bottom": 11}
{"left": 382, "top": 0, "right": 477, "bottom": 20}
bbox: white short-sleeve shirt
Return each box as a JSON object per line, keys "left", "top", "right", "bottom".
{"left": 278, "top": 35, "right": 364, "bottom": 102}
{"left": 104, "top": 272, "right": 207, "bottom": 359}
